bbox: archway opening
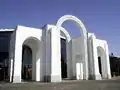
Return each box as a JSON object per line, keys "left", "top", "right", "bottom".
{"left": 56, "top": 15, "right": 87, "bottom": 80}
{"left": 62, "top": 21, "right": 81, "bottom": 38}
{"left": 59, "top": 21, "right": 82, "bottom": 80}
{"left": 61, "top": 38, "right": 67, "bottom": 79}
{"left": 60, "top": 27, "right": 71, "bottom": 80}
{"left": 22, "top": 45, "right": 32, "bottom": 81}
{"left": 21, "top": 37, "right": 40, "bottom": 82}
{"left": 98, "top": 56, "right": 102, "bottom": 75}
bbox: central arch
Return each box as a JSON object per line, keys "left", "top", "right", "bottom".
{"left": 56, "top": 15, "right": 88, "bottom": 80}
{"left": 56, "top": 15, "right": 87, "bottom": 37}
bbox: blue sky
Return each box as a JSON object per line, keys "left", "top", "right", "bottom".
{"left": 0, "top": 0, "right": 120, "bottom": 55}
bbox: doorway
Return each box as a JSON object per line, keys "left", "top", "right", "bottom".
{"left": 22, "top": 45, "right": 32, "bottom": 81}
{"left": 61, "top": 38, "right": 67, "bottom": 79}
{"left": 98, "top": 56, "right": 102, "bottom": 75}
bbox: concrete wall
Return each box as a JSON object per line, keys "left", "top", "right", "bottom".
{"left": 7, "top": 24, "right": 111, "bottom": 83}
{"left": 72, "top": 36, "right": 86, "bottom": 80}
{"left": 45, "top": 25, "right": 61, "bottom": 82}
{"left": 87, "top": 33, "right": 111, "bottom": 80}
{"left": 9, "top": 25, "right": 43, "bottom": 83}
{"left": 96, "top": 39, "right": 111, "bottom": 79}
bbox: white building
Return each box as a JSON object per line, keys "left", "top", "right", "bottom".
{"left": 0, "top": 15, "right": 111, "bottom": 83}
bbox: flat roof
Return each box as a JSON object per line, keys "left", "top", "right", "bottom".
{"left": 0, "top": 29, "right": 14, "bottom": 32}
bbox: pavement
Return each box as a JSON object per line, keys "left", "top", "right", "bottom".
{"left": 0, "top": 77, "right": 120, "bottom": 90}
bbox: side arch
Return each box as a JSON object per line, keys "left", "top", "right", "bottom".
{"left": 22, "top": 36, "right": 41, "bottom": 52}
{"left": 97, "top": 46, "right": 106, "bottom": 78}
{"left": 22, "top": 36, "right": 41, "bottom": 81}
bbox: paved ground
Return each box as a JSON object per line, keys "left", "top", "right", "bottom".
{"left": 0, "top": 77, "right": 120, "bottom": 90}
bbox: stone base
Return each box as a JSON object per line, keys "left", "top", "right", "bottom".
{"left": 89, "top": 74, "right": 101, "bottom": 80}
{"left": 67, "top": 74, "right": 73, "bottom": 80}
{"left": 71, "top": 76, "right": 76, "bottom": 80}
{"left": 44, "top": 75, "right": 51, "bottom": 82}
{"left": 107, "top": 74, "right": 111, "bottom": 79}
{"left": 51, "top": 75, "right": 61, "bottom": 82}
{"left": 83, "top": 74, "right": 89, "bottom": 80}
{"left": 102, "top": 74, "right": 112, "bottom": 79}
{"left": 13, "top": 76, "right": 21, "bottom": 83}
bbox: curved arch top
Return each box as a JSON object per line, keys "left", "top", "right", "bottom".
{"left": 97, "top": 46, "right": 105, "bottom": 56}
{"left": 97, "top": 46, "right": 105, "bottom": 52}
{"left": 46, "top": 25, "right": 71, "bottom": 42}
{"left": 22, "top": 36, "right": 41, "bottom": 51}
{"left": 23, "top": 36, "right": 41, "bottom": 45}
{"left": 56, "top": 15, "right": 87, "bottom": 37}
{"left": 59, "top": 26, "right": 71, "bottom": 42}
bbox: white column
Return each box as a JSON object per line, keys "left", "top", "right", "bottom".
{"left": 50, "top": 27, "right": 61, "bottom": 82}
{"left": 83, "top": 36, "right": 89, "bottom": 80}
{"left": 76, "top": 62, "right": 83, "bottom": 80}
{"left": 105, "top": 43, "right": 111, "bottom": 79}
{"left": 88, "top": 37, "right": 94, "bottom": 79}
{"left": 32, "top": 50, "right": 36, "bottom": 80}
{"left": 45, "top": 29, "right": 51, "bottom": 81}
{"left": 8, "top": 31, "right": 16, "bottom": 82}
{"left": 32, "top": 45, "right": 40, "bottom": 81}
{"left": 91, "top": 35, "right": 101, "bottom": 80}
{"left": 9, "top": 58, "right": 13, "bottom": 82}
{"left": 13, "top": 39, "right": 22, "bottom": 83}
{"left": 67, "top": 41, "right": 73, "bottom": 79}
{"left": 101, "top": 55, "right": 106, "bottom": 78}
{"left": 36, "top": 48, "right": 41, "bottom": 81}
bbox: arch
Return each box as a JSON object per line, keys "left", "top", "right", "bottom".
{"left": 47, "top": 26, "right": 71, "bottom": 42}
{"left": 97, "top": 46, "right": 106, "bottom": 78}
{"left": 22, "top": 36, "right": 41, "bottom": 81}
{"left": 23, "top": 36, "right": 40, "bottom": 51}
{"left": 60, "top": 26, "right": 71, "bottom": 42}
{"left": 56, "top": 15, "right": 88, "bottom": 80}
{"left": 22, "top": 45, "right": 32, "bottom": 81}
{"left": 56, "top": 15, "right": 87, "bottom": 37}
{"left": 97, "top": 46, "right": 105, "bottom": 57}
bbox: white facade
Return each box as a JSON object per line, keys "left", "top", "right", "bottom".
{"left": 1, "top": 15, "right": 111, "bottom": 83}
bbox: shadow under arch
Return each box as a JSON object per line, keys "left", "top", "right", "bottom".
{"left": 59, "top": 27, "right": 73, "bottom": 79}
{"left": 22, "top": 36, "right": 41, "bottom": 81}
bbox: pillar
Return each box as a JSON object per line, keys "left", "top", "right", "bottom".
{"left": 12, "top": 39, "right": 22, "bottom": 83}
{"left": 50, "top": 27, "right": 61, "bottom": 82}
{"left": 76, "top": 62, "right": 83, "bottom": 80}
{"left": 67, "top": 40, "right": 73, "bottom": 79}
{"left": 105, "top": 43, "right": 111, "bottom": 79}
{"left": 32, "top": 49, "right": 41, "bottom": 81}
{"left": 83, "top": 36, "right": 89, "bottom": 80}
{"left": 91, "top": 35, "right": 101, "bottom": 80}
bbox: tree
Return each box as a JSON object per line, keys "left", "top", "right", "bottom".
{"left": 110, "top": 52, "right": 114, "bottom": 56}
